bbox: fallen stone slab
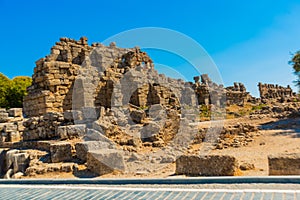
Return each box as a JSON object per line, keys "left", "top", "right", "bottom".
{"left": 50, "top": 142, "right": 72, "bottom": 163}
{"left": 87, "top": 150, "right": 125, "bottom": 175}
{"left": 268, "top": 153, "right": 300, "bottom": 175}
{"left": 84, "top": 129, "right": 113, "bottom": 143}
{"left": 176, "top": 155, "right": 238, "bottom": 176}
{"left": 75, "top": 141, "right": 115, "bottom": 163}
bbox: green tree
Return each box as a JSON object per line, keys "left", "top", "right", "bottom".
{"left": 290, "top": 51, "right": 300, "bottom": 89}
{"left": 6, "top": 76, "right": 32, "bottom": 108}
{"left": 0, "top": 73, "right": 11, "bottom": 108}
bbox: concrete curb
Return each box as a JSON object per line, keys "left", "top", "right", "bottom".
{"left": 0, "top": 176, "right": 299, "bottom": 185}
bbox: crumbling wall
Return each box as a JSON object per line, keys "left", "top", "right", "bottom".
{"left": 193, "top": 74, "right": 225, "bottom": 106}
{"left": 23, "top": 37, "right": 92, "bottom": 116}
{"left": 258, "top": 83, "right": 294, "bottom": 101}
{"left": 226, "top": 82, "right": 250, "bottom": 106}
{"left": 23, "top": 38, "right": 134, "bottom": 117}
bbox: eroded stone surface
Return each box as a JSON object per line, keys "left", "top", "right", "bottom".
{"left": 176, "top": 155, "right": 238, "bottom": 176}
{"left": 268, "top": 153, "right": 300, "bottom": 175}
{"left": 50, "top": 142, "right": 72, "bottom": 163}
{"left": 87, "top": 150, "right": 125, "bottom": 175}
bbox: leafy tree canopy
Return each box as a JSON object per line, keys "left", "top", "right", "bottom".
{"left": 0, "top": 73, "right": 32, "bottom": 109}
{"left": 290, "top": 51, "right": 300, "bottom": 89}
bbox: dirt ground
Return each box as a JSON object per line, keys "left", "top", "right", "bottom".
{"left": 24, "top": 116, "right": 300, "bottom": 179}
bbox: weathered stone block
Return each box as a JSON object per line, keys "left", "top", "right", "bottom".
{"left": 176, "top": 155, "right": 238, "bottom": 176}
{"left": 84, "top": 129, "right": 113, "bottom": 143}
{"left": 130, "top": 110, "right": 146, "bottom": 123}
{"left": 0, "top": 112, "right": 9, "bottom": 123}
{"left": 8, "top": 131, "right": 21, "bottom": 142}
{"left": 87, "top": 150, "right": 125, "bottom": 175}
{"left": 63, "top": 110, "right": 83, "bottom": 121}
{"left": 0, "top": 149, "right": 7, "bottom": 175}
{"left": 75, "top": 141, "right": 114, "bottom": 162}
{"left": 57, "top": 124, "right": 86, "bottom": 140}
{"left": 5, "top": 149, "right": 20, "bottom": 172}
{"left": 4, "top": 123, "right": 18, "bottom": 133}
{"left": 50, "top": 142, "right": 72, "bottom": 163}
{"left": 8, "top": 108, "right": 23, "bottom": 117}
{"left": 268, "top": 153, "right": 300, "bottom": 175}
{"left": 140, "top": 122, "right": 161, "bottom": 142}
{"left": 13, "top": 153, "right": 30, "bottom": 173}
{"left": 0, "top": 108, "right": 6, "bottom": 113}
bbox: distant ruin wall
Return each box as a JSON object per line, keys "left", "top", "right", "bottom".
{"left": 226, "top": 82, "right": 250, "bottom": 106}
{"left": 258, "top": 82, "right": 295, "bottom": 101}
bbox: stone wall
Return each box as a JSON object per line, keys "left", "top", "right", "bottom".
{"left": 226, "top": 82, "right": 251, "bottom": 106}
{"left": 258, "top": 83, "right": 295, "bottom": 102}
{"left": 23, "top": 37, "right": 133, "bottom": 117}
{"left": 24, "top": 36, "right": 256, "bottom": 121}
{"left": 0, "top": 108, "right": 24, "bottom": 143}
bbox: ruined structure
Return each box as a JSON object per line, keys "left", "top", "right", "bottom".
{"left": 258, "top": 82, "right": 295, "bottom": 102}
{"left": 226, "top": 82, "right": 251, "bottom": 106}
{"left": 5, "top": 36, "right": 297, "bottom": 179}
{"left": 193, "top": 75, "right": 225, "bottom": 106}
{"left": 23, "top": 37, "right": 129, "bottom": 117}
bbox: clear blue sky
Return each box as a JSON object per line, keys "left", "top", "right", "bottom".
{"left": 1, "top": 0, "right": 300, "bottom": 96}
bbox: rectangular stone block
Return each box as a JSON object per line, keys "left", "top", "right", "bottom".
{"left": 8, "top": 132, "right": 21, "bottom": 142}
{"left": 176, "top": 155, "right": 238, "bottom": 176}
{"left": 0, "top": 113, "right": 9, "bottom": 123}
{"left": 8, "top": 108, "right": 23, "bottom": 117}
{"left": 13, "top": 153, "right": 30, "bottom": 173}
{"left": 50, "top": 142, "right": 72, "bottom": 163}
{"left": 4, "top": 123, "right": 18, "bottom": 133}
{"left": 268, "top": 153, "right": 300, "bottom": 175}
{"left": 57, "top": 124, "right": 86, "bottom": 140}
{"left": 63, "top": 110, "right": 83, "bottom": 121}
{"left": 87, "top": 150, "right": 125, "bottom": 175}
{"left": 75, "top": 141, "right": 113, "bottom": 162}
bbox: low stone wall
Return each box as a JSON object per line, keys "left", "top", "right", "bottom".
{"left": 268, "top": 153, "right": 300, "bottom": 175}
{"left": 23, "top": 112, "right": 65, "bottom": 141}
{"left": 175, "top": 155, "right": 238, "bottom": 176}
{"left": 0, "top": 108, "right": 24, "bottom": 143}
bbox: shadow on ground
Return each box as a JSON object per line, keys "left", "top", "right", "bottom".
{"left": 73, "top": 168, "right": 99, "bottom": 178}
{"left": 259, "top": 117, "right": 300, "bottom": 138}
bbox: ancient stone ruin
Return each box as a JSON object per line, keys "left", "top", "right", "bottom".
{"left": 1, "top": 36, "right": 299, "bottom": 179}
{"left": 258, "top": 82, "right": 295, "bottom": 102}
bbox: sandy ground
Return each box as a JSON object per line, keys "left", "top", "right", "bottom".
{"left": 23, "top": 116, "right": 300, "bottom": 179}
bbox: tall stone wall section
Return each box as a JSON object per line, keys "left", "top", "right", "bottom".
{"left": 23, "top": 38, "right": 133, "bottom": 117}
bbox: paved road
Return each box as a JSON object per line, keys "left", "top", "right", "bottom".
{"left": 0, "top": 184, "right": 299, "bottom": 200}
